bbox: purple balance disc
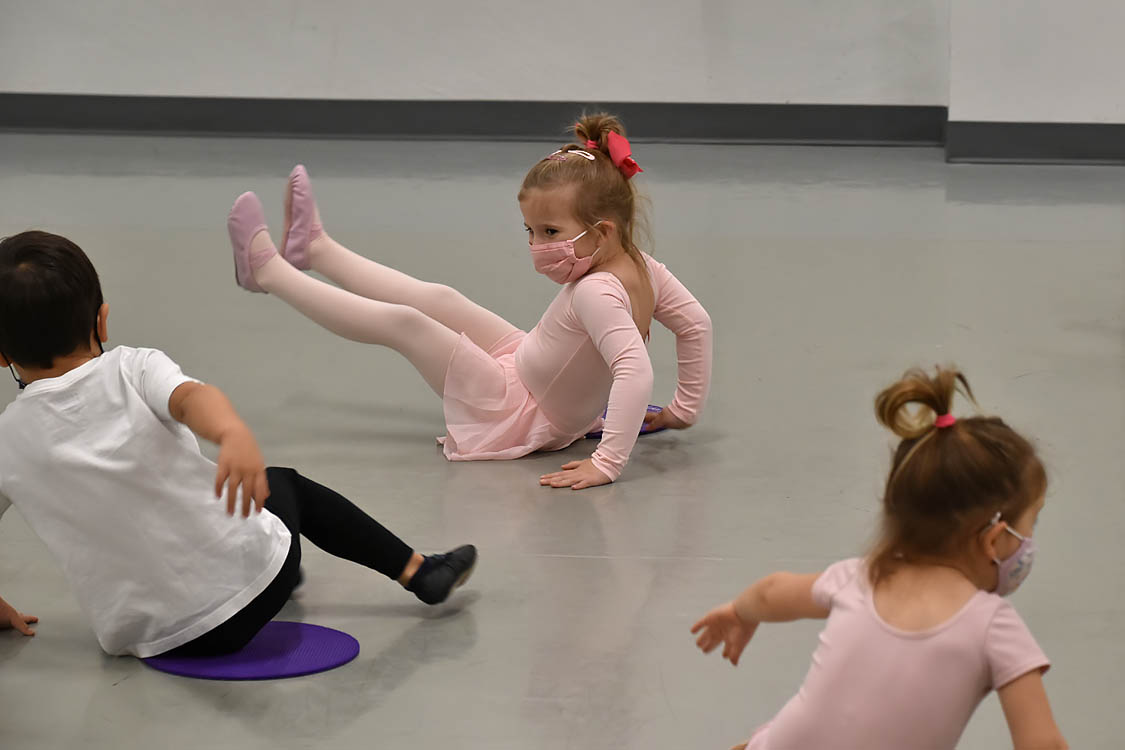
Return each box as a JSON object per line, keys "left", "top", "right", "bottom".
{"left": 586, "top": 404, "right": 667, "bottom": 440}
{"left": 143, "top": 621, "right": 359, "bottom": 680}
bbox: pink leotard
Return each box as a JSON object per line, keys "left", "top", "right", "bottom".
{"left": 745, "top": 558, "right": 1050, "bottom": 750}
{"left": 440, "top": 253, "right": 712, "bottom": 480}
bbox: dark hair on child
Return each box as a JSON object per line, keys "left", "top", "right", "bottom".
{"left": 519, "top": 112, "right": 651, "bottom": 289}
{"left": 867, "top": 366, "right": 1047, "bottom": 584}
{"left": 0, "top": 230, "right": 104, "bottom": 370}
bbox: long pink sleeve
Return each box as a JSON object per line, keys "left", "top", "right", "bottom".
{"left": 648, "top": 257, "right": 712, "bottom": 425}
{"left": 570, "top": 278, "right": 654, "bottom": 481}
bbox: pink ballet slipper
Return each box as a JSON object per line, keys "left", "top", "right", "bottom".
{"left": 281, "top": 164, "right": 322, "bottom": 271}
{"left": 227, "top": 191, "right": 276, "bottom": 293}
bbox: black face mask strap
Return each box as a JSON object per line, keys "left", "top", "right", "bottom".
{"left": 94, "top": 317, "right": 104, "bottom": 355}
{"left": 9, "top": 365, "right": 26, "bottom": 390}
{"left": 3, "top": 350, "right": 26, "bottom": 390}
{"left": 2, "top": 324, "right": 101, "bottom": 390}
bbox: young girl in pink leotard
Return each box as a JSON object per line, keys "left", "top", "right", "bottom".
{"left": 692, "top": 367, "right": 1067, "bottom": 750}
{"left": 225, "top": 114, "right": 712, "bottom": 490}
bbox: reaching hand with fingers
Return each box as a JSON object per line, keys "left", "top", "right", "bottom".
{"left": 643, "top": 406, "right": 691, "bottom": 432}
{"left": 539, "top": 458, "right": 612, "bottom": 490}
{"left": 0, "top": 594, "right": 38, "bottom": 636}
{"left": 167, "top": 382, "right": 271, "bottom": 517}
{"left": 691, "top": 601, "right": 758, "bottom": 666}
{"left": 215, "top": 424, "right": 271, "bottom": 516}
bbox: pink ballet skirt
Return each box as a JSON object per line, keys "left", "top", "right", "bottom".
{"left": 437, "top": 330, "right": 597, "bottom": 461}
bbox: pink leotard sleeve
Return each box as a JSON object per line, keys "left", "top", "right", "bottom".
{"left": 985, "top": 600, "right": 1051, "bottom": 689}
{"left": 570, "top": 277, "right": 655, "bottom": 481}
{"left": 648, "top": 257, "right": 713, "bottom": 425}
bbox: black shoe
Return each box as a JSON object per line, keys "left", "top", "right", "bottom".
{"left": 406, "top": 544, "right": 478, "bottom": 605}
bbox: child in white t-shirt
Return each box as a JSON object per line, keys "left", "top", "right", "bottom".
{"left": 0, "top": 230, "right": 476, "bottom": 657}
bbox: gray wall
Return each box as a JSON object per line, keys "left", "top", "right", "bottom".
{"left": 949, "top": 0, "right": 1125, "bottom": 123}
{"left": 4, "top": 1, "right": 1122, "bottom": 128}
{"left": 0, "top": 0, "right": 948, "bottom": 105}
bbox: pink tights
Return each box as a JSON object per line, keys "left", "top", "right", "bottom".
{"left": 254, "top": 235, "right": 520, "bottom": 396}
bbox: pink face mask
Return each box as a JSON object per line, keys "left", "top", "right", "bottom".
{"left": 989, "top": 513, "right": 1036, "bottom": 597}
{"left": 529, "top": 225, "right": 601, "bottom": 285}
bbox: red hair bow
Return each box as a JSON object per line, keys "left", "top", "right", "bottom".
{"left": 607, "top": 131, "right": 643, "bottom": 180}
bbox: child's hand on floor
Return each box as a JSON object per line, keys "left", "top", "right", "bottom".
{"left": 215, "top": 425, "right": 271, "bottom": 517}
{"left": 692, "top": 601, "right": 758, "bottom": 666}
{"left": 0, "top": 595, "right": 37, "bottom": 636}
{"left": 729, "top": 743, "right": 749, "bottom": 750}
{"left": 644, "top": 407, "right": 690, "bottom": 431}
{"left": 540, "top": 459, "right": 612, "bottom": 490}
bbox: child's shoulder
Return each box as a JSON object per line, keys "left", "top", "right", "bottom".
{"left": 811, "top": 557, "right": 867, "bottom": 608}
{"left": 971, "top": 588, "right": 1024, "bottom": 624}
{"left": 110, "top": 345, "right": 179, "bottom": 371}
{"left": 821, "top": 557, "right": 866, "bottom": 581}
{"left": 571, "top": 270, "right": 632, "bottom": 304}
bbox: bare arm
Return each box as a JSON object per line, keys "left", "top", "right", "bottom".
{"left": 998, "top": 670, "right": 1068, "bottom": 750}
{"left": 732, "top": 571, "right": 830, "bottom": 623}
{"left": 169, "top": 381, "right": 246, "bottom": 444}
{"left": 168, "top": 382, "right": 269, "bottom": 516}
{"left": 0, "top": 593, "right": 37, "bottom": 636}
{"left": 692, "top": 571, "right": 829, "bottom": 666}
{"left": 0, "top": 496, "right": 35, "bottom": 634}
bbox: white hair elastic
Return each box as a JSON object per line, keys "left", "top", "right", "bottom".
{"left": 546, "top": 149, "right": 596, "bottom": 162}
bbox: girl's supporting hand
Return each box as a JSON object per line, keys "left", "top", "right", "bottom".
{"left": 730, "top": 743, "right": 749, "bottom": 750}
{"left": 691, "top": 601, "right": 758, "bottom": 666}
{"left": 540, "top": 459, "right": 612, "bottom": 490}
{"left": 0, "top": 595, "right": 37, "bottom": 636}
{"left": 215, "top": 425, "right": 271, "bottom": 517}
{"left": 644, "top": 407, "right": 691, "bottom": 431}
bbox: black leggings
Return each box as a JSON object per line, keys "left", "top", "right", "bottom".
{"left": 168, "top": 467, "right": 414, "bottom": 656}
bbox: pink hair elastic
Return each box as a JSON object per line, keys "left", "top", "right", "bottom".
{"left": 935, "top": 414, "right": 957, "bottom": 429}
{"left": 585, "top": 139, "right": 598, "bottom": 149}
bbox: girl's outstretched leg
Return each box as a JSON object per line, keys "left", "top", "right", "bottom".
{"left": 254, "top": 250, "right": 459, "bottom": 396}
{"left": 229, "top": 193, "right": 459, "bottom": 395}
{"left": 283, "top": 165, "right": 521, "bottom": 353}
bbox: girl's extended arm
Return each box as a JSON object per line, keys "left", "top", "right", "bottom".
{"left": 168, "top": 382, "right": 270, "bottom": 517}
{"left": 998, "top": 670, "right": 1068, "bottom": 750}
{"left": 692, "top": 572, "right": 829, "bottom": 666}
{"left": 731, "top": 571, "right": 830, "bottom": 623}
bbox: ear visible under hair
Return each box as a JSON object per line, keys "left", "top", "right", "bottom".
{"left": 591, "top": 219, "right": 615, "bottom": 238}
{"left": 97, "top": 302, "right": 109, "bottom": 345}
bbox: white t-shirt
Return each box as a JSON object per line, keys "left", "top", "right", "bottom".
{"left": 0, "top": 347, "right": 290, "bottom": 657}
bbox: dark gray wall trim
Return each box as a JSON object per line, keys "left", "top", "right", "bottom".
{"left": 0, "top": 94, "right": 946, "bottom": 144}
{"left": 947, "top": 121, "right": 1125, "bottom": 164}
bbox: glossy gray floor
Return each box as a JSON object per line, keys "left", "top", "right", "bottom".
{"left": 0, "top": 134, "right": 1122, "bottom": 749}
